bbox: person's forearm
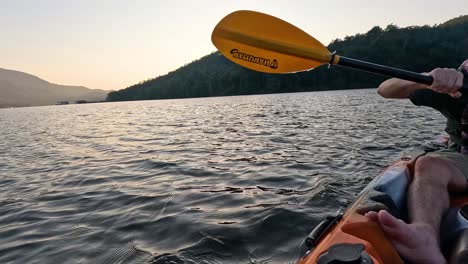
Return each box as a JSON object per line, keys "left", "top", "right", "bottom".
{"left": 377, "top": 78, "right": 428, "bottom": 99}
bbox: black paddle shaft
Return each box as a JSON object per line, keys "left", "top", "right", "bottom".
{"left": 336, "top": 56, "right": 468, "bottom": 90}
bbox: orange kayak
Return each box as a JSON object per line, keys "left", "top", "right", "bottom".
{"left": 298, "top": 140, "right": 468, "bottom": 264}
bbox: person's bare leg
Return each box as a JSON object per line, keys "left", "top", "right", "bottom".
{"left": 366, "top": 156, "right": 467, "bottom": 264}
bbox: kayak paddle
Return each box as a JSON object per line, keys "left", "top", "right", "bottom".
{"left": 211, "top": 10, "right": 468, "bottom": 89}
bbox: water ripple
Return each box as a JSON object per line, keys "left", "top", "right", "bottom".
{"left": 0, "top": 90, "right": 444, "bottom": 263}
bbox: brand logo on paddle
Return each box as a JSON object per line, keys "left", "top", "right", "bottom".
{"left": 230, "top": 49, "right": 278, "bottom": 69}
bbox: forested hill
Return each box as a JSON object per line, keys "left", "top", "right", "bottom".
{"left": 0, "top": 68, "right": 108, "bottom": 107}
{"left": 107, "top": 15, "right": 468, "bottom": 102}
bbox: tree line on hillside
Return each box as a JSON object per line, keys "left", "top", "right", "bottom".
{"left": 107, "top": 16, "right": 468, "bottom": 102}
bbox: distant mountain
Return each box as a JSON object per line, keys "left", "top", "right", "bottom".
{"left": 107, "top": 15, "right": 468, "bottom": 102}
{"left": 0, "top": 68, "right": 109, "bottom": 107}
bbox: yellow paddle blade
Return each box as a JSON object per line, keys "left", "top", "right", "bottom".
{"left": 212, "top": 10, "right": 332, "bottom": 74}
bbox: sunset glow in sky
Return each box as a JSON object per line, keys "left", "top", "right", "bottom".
{"left": 1, "top": 0, "right": 467, "bottom": 90}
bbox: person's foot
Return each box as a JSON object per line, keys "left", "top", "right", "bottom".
{"left": 365, "top": 210, "right": 446, "bottom": 264}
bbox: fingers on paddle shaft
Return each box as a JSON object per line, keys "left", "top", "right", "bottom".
{"left": 428, "top": 68, "right": 467, "bottom": 95}
{"left": 211, "top": 10, "right": 331, "bottom": 74}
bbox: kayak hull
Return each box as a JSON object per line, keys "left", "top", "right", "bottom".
{"left": 299, "top": 147, "right": 468, "bottom": 264}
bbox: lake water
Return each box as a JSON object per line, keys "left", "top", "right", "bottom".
{"left": 0, "top": 89, "right": 445, "bottom": 264}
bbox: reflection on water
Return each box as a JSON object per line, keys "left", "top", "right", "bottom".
{"left": 0, "top": 89, "right": 444, "bottom": 263}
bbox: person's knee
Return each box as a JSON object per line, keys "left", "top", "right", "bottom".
{"left": 413, "top": 155, "right": 451, "bottom": 186}
{"left": 415, "top": 155, "right": 445, "bottom": 171}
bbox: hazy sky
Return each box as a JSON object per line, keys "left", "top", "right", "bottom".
{"left": 1, "top": 0, "right": 467, "bottom": 90}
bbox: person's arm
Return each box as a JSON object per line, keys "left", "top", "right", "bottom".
{"left": 377, "top": 68, "right": 464, "bottom": 99}
{"left": 377, "top": 78, "right": 428, "bottom": 99}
